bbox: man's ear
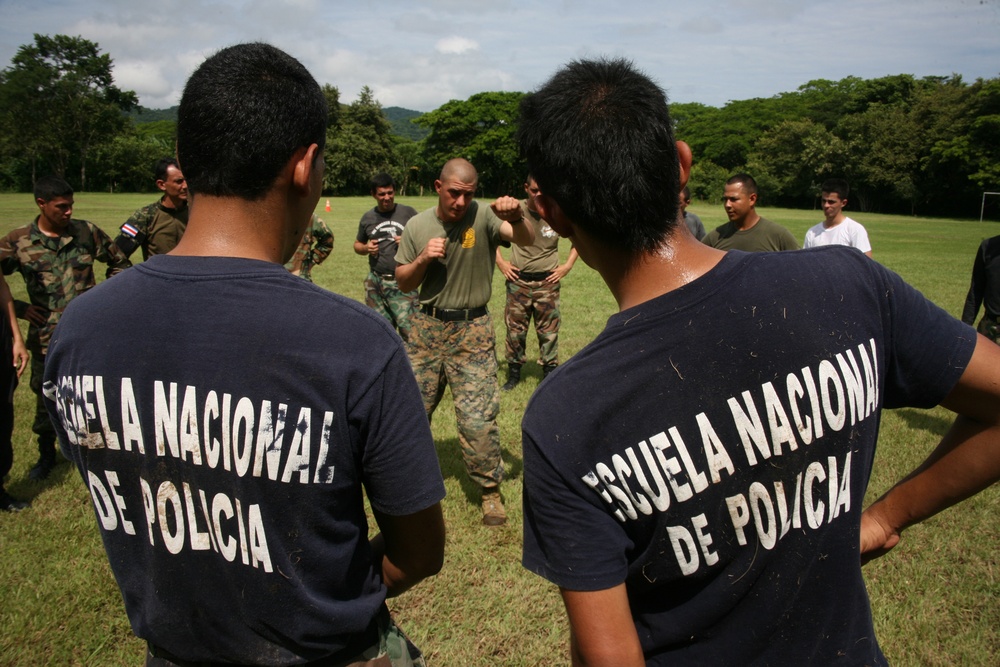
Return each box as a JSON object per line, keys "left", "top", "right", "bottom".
{"left": 291, "top": 144, "right": 320, "bottom": 194}
{"left": 155, "top": 179, "right": 167, "bottom": 193}
{"left": 536, "top": 193, "right": 573, "bottom": 238}
{"left": 676, "top": 140, "right": 692, "bottom": 191}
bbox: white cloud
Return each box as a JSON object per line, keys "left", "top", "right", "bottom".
{"left": 0, "top": 0, "right": 997, "bottom": 112}
{"left": 435, "top": 36, "right": 478, "bottom": 55}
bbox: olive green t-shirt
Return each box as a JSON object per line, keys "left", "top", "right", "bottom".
{"left": 702, "top": 216, "right": 799, "bottom": 252}
{"left": 510, "top": 201, "right": 560, "bottom": 273}
{"left": 395, "top": 201, "right": 504, "bottom": 309}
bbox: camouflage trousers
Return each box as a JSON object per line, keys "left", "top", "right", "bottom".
{"left": 29, "top": 350, "right": 56, "bottom": 452}
{"left": 364, "top": 272, "right": 419, "bottom": 342}
{"left": 406, "top": 311, "right": 502, "bottom": 489}
{"left": 146, "top": 606, "right": 424, "bottom": 667}
{"left": 977, "top": 315, "right": 1000, "bottom": 344}
{"left": 504, "top": 278, "right": 561, "bottom": 366}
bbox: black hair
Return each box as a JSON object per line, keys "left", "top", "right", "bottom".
{"left": 154, "top": 157, "right": 181, "bottom": 182}
{"left": 34, "top": 175, "right": 73, "bottom": 202}
{"left": 821, "top": 178, "right": 849, "bottom": 200}
{"left": 370, "top": 172, "right": 395, "bottom": 192}
{"left": 177, "top": 42, "right": 327, "bottom": 200}
{"left": 517, "top": 58, "right": 680, "bottom": 255}
{"left": 726, "top": 173, "right": 758, "bottom": 196}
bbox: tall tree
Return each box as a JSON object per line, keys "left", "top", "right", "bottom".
{"left": 324, "top": 86, "right": 398, "bottom": 194}
{"left": 0, "top": 34, "right": 137, "bottom": 190}
{"left": 415, "top": 91, "right": 525, "bottom": 195}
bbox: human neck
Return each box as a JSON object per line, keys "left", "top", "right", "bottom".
{"left": 824, "top": 213, "right": 846, "bottom": 228}
{"left": 162, "top": 194, "right": 186, "bottom": 211}
{"left": 170, "top": 193, "right": 306, "bottom": 263}
{"left": 592, "top": 232, "right": 726, "bottom": 312}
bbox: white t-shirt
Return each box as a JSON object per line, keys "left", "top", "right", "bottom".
{"left": 803, "top": 216, "right": 871, "bottom": 253}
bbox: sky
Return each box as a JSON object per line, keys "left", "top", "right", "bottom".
{"left": 0, "top": 0, "right": 998, "bottom": 112}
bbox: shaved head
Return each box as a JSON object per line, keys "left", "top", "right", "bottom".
{"left": 439, "top": 158, "right": 478, "bottom": 185}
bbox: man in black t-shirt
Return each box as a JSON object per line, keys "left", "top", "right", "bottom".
{"left": 44, "top": 43, "right": 445, "bottom": 666}
{"left": 354, "top": 173, "right": 419, "bottom": 340}
{"left": 518, "top": 57, "right": 1000, "bottom": 666}
{"left": 962, "top": 234, "right": 1000, "bottom": 343}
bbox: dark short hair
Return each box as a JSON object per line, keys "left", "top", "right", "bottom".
{"left": 518, "top": 58, "right": 680, "bottom": 255}
{"left": 177, "top": 43, "right": 327, "bottom": 200}
{"left": 370, "top": 173, "right": 395, "bottom": 193}
{"left": 821, "top": 178, "right": 849, "bottom": 200}
{"left": 34, "top": 175, "right": 73, "bottom": 202}
{"left": 154, "top": 157, "right": 181, "bottom": 182}
{"left": 726, "top": 173, "right": 758, "bottom": 196}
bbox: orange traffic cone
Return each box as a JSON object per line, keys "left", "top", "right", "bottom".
{"left": 325, "top": 199, "right": 331, "bottom": 212}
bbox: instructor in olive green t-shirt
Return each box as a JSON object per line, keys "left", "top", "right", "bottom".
{"left": 396, "top": 158, "right": 535, "bottom": 526}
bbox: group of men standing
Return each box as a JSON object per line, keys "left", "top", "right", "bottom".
{"left": 0, "top": 151, "right": 875, "bottom": 520}
{"left": 698, "top": 173, "right": 872, "bottom": 257}
{"left": 0, "top": 158, "right": 190, "bottom": 507}
{"left": 6, "top": 42, "right": 996, "bottom": 667}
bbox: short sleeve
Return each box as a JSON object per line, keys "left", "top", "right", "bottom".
{"left": 521, "top": 423, "right": 632, "bottom": 591}
{"left": 358, "top": 346, "right": 445, "bottom": 515}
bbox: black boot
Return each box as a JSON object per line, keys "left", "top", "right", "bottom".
{"left": 502, "top": 364, "right": 522, "bottom": 391}
{"left": 28, "top": 447, "right": 57, "bottom": 481}
{"left": 543, "top": 363, "right": 558, "bottom": 378}
{"left": 0, "top": 487, "right": 29, "bottom": 512}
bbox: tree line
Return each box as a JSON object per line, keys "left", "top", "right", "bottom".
{"left": 1, "top": 34, "right": 997, "bottom": 217}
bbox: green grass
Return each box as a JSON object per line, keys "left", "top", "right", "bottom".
{"left": 1, "top": 193, "right": 998, "bottom": 665}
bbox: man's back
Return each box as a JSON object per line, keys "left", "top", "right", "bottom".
{"left": 44, "top": 254, "right": 444, "bottom": 663}
{"left": 522, "top": 247, "right": 974, "bottom": 664}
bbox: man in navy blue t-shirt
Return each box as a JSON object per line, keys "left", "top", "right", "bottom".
{"left": 518, "top": 58, "right": 1000, "bottom": 666}
{"left": 43, "top": 43, "right": 445, "bottom": 666}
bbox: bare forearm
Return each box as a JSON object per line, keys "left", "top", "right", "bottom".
{"left": 562, "top": 586, "right": 644, "bottom": 667}
{"left": 509, "top": 219, "right": 535, "bottom": 247}
{"left": 353, "top": 240, "right": 368, "bottom": 255}
{"left": 864, "top": 335, "right": 1000, "bottom": 551}
{"left": 371, "top": 504, "right": 445, "bottom": 598}
{"left": 867, "top": 414, "right": 1000, "bottom": 534}
{"left": 395, "top": 260, "right": 427, "bottom": 294}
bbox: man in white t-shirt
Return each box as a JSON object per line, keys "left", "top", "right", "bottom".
{"left": 803, "top": 179, "right": 872, "bottom": 257}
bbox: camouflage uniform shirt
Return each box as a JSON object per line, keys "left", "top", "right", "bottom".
{"left": 0, "top": 217, "right": 129, "bottom": 352}
{"left": 116, "top": 198, "right": 188, "bottom": 263}
{"left": 285, "top": 215, "right": 334, "bottom": 282}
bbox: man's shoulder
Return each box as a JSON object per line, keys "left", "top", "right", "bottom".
{"left": 757, "top": 216, "right": 789, "bottom": 230}
{"left": 704, "top": 222, "right": 732, "bottom": 244}
{"left": 125, "top": 200, "right": 162, "bottom": 225}
{"left": 396, "top": 204, "right": 419, "bottom": 219}
{"left": 1, "top": 224, "right": 32, "bottom": 244}
{"left": 71, "top": 219, "right": 111, "bottom": 242}
{"left": 407, "top": 206, "right": 440, "bottom": 227}
{"left": 805, "top": 220, "right": 826, "bottom": 236}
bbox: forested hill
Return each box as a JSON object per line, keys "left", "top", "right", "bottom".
{"left": 130, "top": 106, "right": 178, "bottom": 122}
{"left": 384, "top": 107, "right": 428, "bottom": 141}
{"left": 129, "top": 104, "right": 427, "bottom": 141}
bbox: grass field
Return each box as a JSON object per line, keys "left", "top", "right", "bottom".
{"left": 0, "top": 192, "right": 998, "bottom": 666}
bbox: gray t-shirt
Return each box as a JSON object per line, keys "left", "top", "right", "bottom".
{"left": 356, "top": 204, "right": 418, "bottom": 276}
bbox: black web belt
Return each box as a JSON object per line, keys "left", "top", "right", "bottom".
{"left": 420, "top": 305, "right": 488, "bottom": 322}
{"left": 516, "top": 271, "right": 552, "bottom": 282}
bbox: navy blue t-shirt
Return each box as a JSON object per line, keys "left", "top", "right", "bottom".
{"left": 44, "top": 255, "right": 445, "bottom": 664}
{"left": 522, "top": 247, "right": 976, "bottom": 665}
